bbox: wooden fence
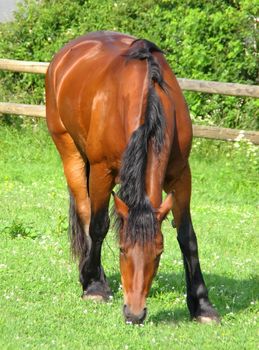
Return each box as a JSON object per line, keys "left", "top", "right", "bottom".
{"left": 0, "top": 58, "right": 259, "bottom": 144}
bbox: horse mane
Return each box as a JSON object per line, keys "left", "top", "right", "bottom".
{"left": 116, "top": 39, "right": 166, "bottom": 245}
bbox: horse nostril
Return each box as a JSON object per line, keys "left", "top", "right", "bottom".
{"left": 123, "top": 305, "right": 147, "bottom": 324}
{"left": 123, "top": 304, "right": 131, "bottom": 319}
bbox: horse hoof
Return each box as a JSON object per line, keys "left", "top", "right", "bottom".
{"left": 82, "top": 293, "right": 106, "bottom": 302}
{"left": 196, "top": 315, "right": 220, "bottom": 324}
{"left": 82, "top": 288, "right": 113, "bottom": 302}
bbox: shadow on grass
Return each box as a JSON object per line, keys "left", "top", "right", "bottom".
{"left": 149, "top": 308, "right": 189, "bottom": 324}
{"left": 107, "top": 271, "right": 258, "bottom": 324}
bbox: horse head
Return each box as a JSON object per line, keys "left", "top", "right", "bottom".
{"left": 113, "top": 192, "right": 173, "bottom": 324}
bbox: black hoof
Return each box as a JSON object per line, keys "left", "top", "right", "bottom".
{"left": 82, "top": 280, "right": 112, "bottom": 302}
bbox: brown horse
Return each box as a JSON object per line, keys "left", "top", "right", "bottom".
{"left": 45, "top": 31, "right": 219, "bottom": 324}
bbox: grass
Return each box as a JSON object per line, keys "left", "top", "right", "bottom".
{"left": 0, "top": 120, "right": 258, "bottom": 349}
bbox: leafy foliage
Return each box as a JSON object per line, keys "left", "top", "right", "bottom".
{"left": 0, "top": 0, "right": 258, "bottom": 129}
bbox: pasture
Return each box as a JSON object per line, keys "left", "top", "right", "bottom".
{"left": 0, "top": 120, "right": 258, "bottom": 349}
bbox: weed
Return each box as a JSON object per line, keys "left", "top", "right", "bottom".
{"left": 2, "top": 219, "right": 39, "bottom": 239}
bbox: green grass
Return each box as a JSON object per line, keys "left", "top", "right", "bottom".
{"left": 0, "top": 120, "right": 258, "bottom": 349}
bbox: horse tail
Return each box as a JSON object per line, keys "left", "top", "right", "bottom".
{"left": 117, "top": 39, "right": 166, "bottom": 244}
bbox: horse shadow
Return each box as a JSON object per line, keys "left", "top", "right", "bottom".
{"left": 107, "top": 271, "right": 258, "bottom": 324}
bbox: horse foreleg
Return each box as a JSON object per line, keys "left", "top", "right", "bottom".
{"left": 164, "top": 164, "right": 220, "bottom": 323}
{"left": 80, "top": 163, "right": 114, "bottom": 301}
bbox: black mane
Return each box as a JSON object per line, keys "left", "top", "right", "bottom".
{"left": 116, "top": 39, "right": 166, "bottom": 245}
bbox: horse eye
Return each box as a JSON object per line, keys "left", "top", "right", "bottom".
{"left": 119, "top": 247, "right": 125, "bottom": 254}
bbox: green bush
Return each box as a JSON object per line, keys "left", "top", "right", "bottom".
{"left": 0, "top": 0, "right": 258, "bottom": 129}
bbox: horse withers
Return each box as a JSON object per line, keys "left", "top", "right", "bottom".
{"left": 45, "top": 31, "right": 219, "bottom": 324}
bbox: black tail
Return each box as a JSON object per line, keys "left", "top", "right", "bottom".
{"left": 117, "top": 39, "right": 166, "bottom": 245}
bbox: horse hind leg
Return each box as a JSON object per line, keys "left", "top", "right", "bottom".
{"left": 80, "top": 163, "right": 114, "bottom": 301}
{"left": 46, "top": 81, "right": 91, "bottom": 263}
{"left": 49, "top": 132, "right": 96, "bottom": 292}
{"left": 164, "top": 164, "right": 220, "bottom": 323}
{"left": 51, "top": 130, "right": 113, "bottom": 301}
{"left": 45, "top": 83, "right": 110, "bottom": 299}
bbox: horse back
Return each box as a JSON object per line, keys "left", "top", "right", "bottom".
{"left": 46, "top": 31, "right": 192, "bottom": 176}
{"left": 46, "top": 32, "right": 153, "bottom": 165}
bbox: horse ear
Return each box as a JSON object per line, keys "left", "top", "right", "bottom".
{"left": 112, "top": 191, "right": 129, "bottom": 219}
{"left": 157, "top": 193, "right": 173, "bottom": 222}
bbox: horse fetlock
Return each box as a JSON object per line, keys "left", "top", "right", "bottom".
{"left": 79, "top": 265, "right": 100, "bottom": 286}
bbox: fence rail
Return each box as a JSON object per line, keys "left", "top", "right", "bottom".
{"left": 0, "top": 102, "right": 45, "bottom": 118}
{"left": 178, "top": 78, "right": 259, "bottom": 98}
{"left": 0, "top": 59, "right": 259, "bottom": 144}
{"left": 0, "top": 59, "right": 48, "bottom": 74}
{"left": 1, "top": 101, "right": 258, "bottom": 144}
{"left": 1, "top": 58, "right": 259, "bottom": 98}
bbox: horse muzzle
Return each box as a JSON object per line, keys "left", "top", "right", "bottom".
{"left": 123, "top": 304, "right": 147, "bottom": 325}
